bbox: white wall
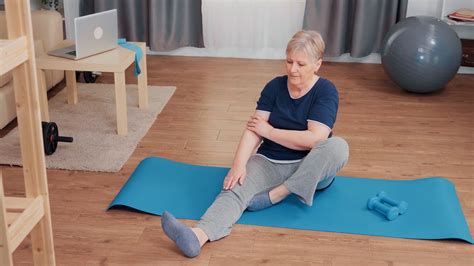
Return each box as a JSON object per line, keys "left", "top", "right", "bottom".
{"left": 30, "top": 0, "right": 41, "bottom": 10}
{"left": 63, "top": 0, "right": 79, "bottom": 39}
{"left": 406, "top": 0, "right": 443, "bottom": 17}
{"left": 440, "top": 0, "right": 474, "bottom": 17}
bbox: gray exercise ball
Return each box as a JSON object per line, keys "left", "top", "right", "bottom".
{"left": 381, "top": 16, "right": 462, "bottom": 93}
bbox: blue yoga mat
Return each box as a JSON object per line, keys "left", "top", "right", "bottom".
{"left": 109, "top": 157, "right": 473, "bottom": 243}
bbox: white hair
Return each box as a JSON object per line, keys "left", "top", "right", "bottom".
{"left": 286, "top": 30, "right": 325, "bottom": 62}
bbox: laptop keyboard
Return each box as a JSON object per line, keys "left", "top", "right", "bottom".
{"left": 66, "top": 50, "right": 77, "bottom": 56}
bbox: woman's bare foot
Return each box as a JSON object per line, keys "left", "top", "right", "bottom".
{"left": 247, "top": 184, "right": 291, "bottom": 211}
{"left": 268, "top": 184, "right": 291, "bottom": 204}
{"left": 191, "top": 227, "right": 209, "bottom": 247}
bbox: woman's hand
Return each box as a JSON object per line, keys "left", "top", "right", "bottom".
{"left": 223, "top": 164, "right": 247, "bottom": 190}
{"left": 247, "top": 115, "right": 273, "bottom": 139}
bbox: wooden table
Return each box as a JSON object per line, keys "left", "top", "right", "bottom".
{"left": 35, "top": 40, "right": 148, "bottom": 135}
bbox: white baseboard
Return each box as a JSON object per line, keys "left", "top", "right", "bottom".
{"left": 147, "top": 48, "right": 472, "bottom": 75}
{"left": 458, "top": 66, "right": 474, "bottom": 74}
{"left": 324, "top": 53, "right": 381, "bottom": 64}
{"left": 146, "top": 47, "right": 384, "bottom": 63}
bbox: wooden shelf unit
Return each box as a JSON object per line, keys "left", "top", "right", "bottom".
{"left": 0, "top": 0, "right": 56, "bottom": 265}
{"left": 0, "top": 37, "right": 28, "bottom": 75}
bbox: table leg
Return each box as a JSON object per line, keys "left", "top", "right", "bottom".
{"left": 37, "top": 69, "right": 49, "bottom": 122}
{"left": 65, "top": 70, "right": 78, "bottom": 104}
{"left": 137, "top": 43, "right": 148, "bottom": 110}
{"left": 114, "top": 72, "right": 128, "bottom": 135}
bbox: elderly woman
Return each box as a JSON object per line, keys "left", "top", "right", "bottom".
{"left": 161, "top": 30, "right": 349, "bottom": 257}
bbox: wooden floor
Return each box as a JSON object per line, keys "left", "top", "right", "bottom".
{"left": 2, "top": 55, "right": 473, "bottom": 265}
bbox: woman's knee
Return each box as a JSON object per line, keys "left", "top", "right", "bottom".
{"left": 311, "top": 136, "right": 349, "bottom": 164}
{"left": 329, "top": 136, "right": 349, "bottom": 161}
{"left": 227, "top": 156, "right": 270, "bottom": 200}
{"left": 245, "top": 155, "right": 279, "bottom": 183}
{"left": 246, "top": 155, "right": 267, "bottom": 174}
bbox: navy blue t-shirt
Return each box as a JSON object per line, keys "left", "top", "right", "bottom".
{"left": 256, "top": 75, "right": 339, "bottom": 160}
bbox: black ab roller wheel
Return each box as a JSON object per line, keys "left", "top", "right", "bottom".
{"left": 41, "top": 122, "right": 73, "bottom": 155}
{"left": 75, "top": 71, "right": 99, "bottom": 83}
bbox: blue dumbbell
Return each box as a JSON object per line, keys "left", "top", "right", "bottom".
{"left": 367, "top": 197, "right": 400, "bottom": 221}
{"left": 377, "top": 191, "right": 408, "bottom": 214}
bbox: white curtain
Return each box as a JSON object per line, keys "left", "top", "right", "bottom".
{"left": 150, "top": 0, "right": 306, "bottom": 59}
{"left": 202, "top": 0, "right": 306, "bottom": 59}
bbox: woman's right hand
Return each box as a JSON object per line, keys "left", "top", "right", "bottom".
{"left": 223, "top": 164, "right": 247, "bottom": 190}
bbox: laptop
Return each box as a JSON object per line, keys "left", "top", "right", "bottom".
{"left": 48, "top": 9, "right": 118, "bottom": 60}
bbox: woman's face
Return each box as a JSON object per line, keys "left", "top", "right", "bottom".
{"left": 286, "top": 50, "right": 321, "bottom": 88}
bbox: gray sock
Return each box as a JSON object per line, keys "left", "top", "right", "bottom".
{"left": 247, "top": 190, "right": 273, "bottom": 211}
{"left": 161, "top": 211, "right": 201, "bottom": 258}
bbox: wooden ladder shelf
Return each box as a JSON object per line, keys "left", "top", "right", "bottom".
{"left": 0, "top": 37, "right": 29, "bottom": 75}
{"left": 0, "top": 0, "right": 56, "bottom": 265}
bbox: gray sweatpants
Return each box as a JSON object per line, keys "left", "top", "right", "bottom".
{"left": 196, "top": 136, "right": 349, "bottom": 241}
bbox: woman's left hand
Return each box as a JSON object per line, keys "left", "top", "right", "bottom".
{"left": 247, "top": 115, "right": 273, "bottom": 138}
